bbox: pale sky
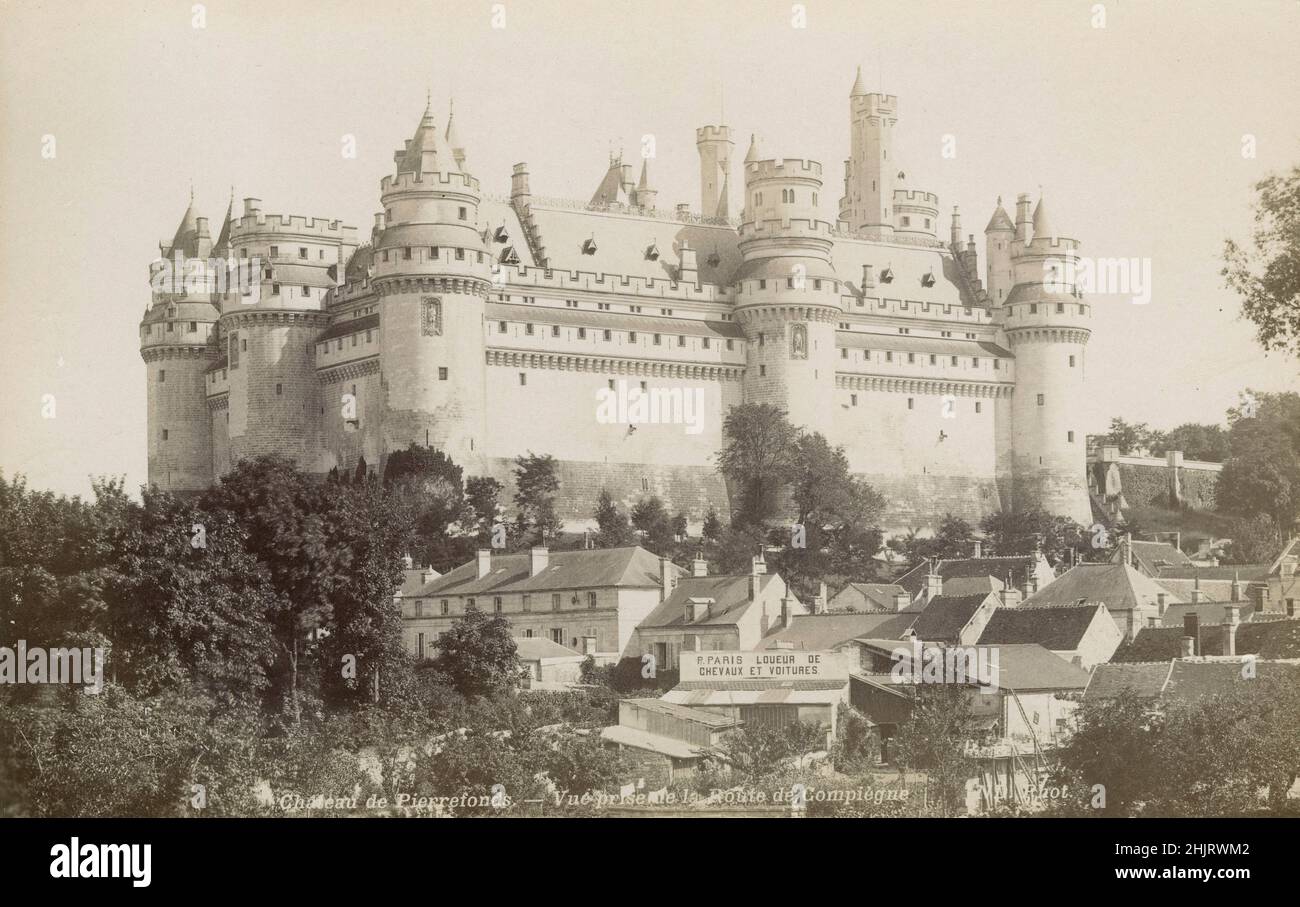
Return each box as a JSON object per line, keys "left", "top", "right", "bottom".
{"left": 2, "top": 0, "right": 1297, "bottom": 499}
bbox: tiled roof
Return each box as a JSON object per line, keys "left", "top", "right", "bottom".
{"left": 897, "top": 556, "right": 1036, "bottom": 596}
{"left": 977, "top": 604, "right": 1102, "bottom": 650}
{"left": 833, "top": 582, "right": 906, "bottom": 611}
{"left": 1121, "top": 541, "right": 1193, "bottom": 574}
{"left": 1023, "top": 562, "right": 1179, "bottom": 612}
{"left": 1164, "top": 660, "right": 1300, "bottom": 704}
{"left": 989, "top": 644, "right": 1092, "bottom": 692}
{"left": 1085, "top": 662, "right": 1173, "bottom": 701}
{"left": 412, "top": 545, "right": 663, "bottom": 597}
{"left": 1153, "top": 564, "right": 1269, "bottom": 581}
{"left": 318, "top": 312, "right": 380, "bottom": 342}
{"left": 638, "top": 574, "right": 771, "bottom": 628}
{"left": 758, "top": 611, "right": 915, "bottom": 650}
{"left": 623, "top": 697, "right": 738, "bottom": 727}
{"left": 907, "top": 593, "right": 990, "bottom": 642}
{"left": 512, "top": 637, "right": 584, "bottom": 661}
{"left": 1160, "top": 601, "right": 1257, "bottom": 629}
{"left": 1112, "top": 619, "right": 1300, "bottom": 662}
{"left": 484, "top": 300, "right": 744, "bottom": 339}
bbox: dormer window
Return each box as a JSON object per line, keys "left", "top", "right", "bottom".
{"left": 581, "top": 236, "right": 598, "bottom": 255}
{"left": 880, "top": 267, "right": 894, "bottom": 283}
{"left": 706, "top": 250, "right": 721, "bottom": 267}
{"left": 921, "top": 271, "right": 936, "bottom": 288}
{"left": 644, "top": 242, "right": 659, "bottom": 261}
{"left": 499, "top": 246, "right": 520, "bottom": 265}
{"left": 493, "top": 225, "right": 509, "bottom": 243}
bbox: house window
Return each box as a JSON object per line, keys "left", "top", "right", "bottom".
{"left": 270, "top": 245, "right": 279, "bottom": 257}
{"left": 494, "top": 596, "right": 503, "bottom": 614}
{"left": 403, "top": 247, "right": 411, "bottom": 260}
{"left": 440, "top": 599, "right": 449, "bottom": 616}
{"left": 726, "top": 339, "right": 734, "bottom": 351}
{"left": 522, "top": 594, "right": 531, "bottom": 612}
{"left": 603, "top": 329, "right": 612, "bottom": 341}
{"left": 850, "top": 394, "right": 858, "bottom": 406}
{"left": 498, "top": 321, "right": 507, "bottom": 333}
{"left": 907, "top": 353, "right": 915, "bottom": 364}
{"left": 759, "top": 365, "right": 766, "bottom": 376}
{"left": 1037, "top": 394, "right": 1045, "bottom": 405}
{"left": 438, "top": 367, "right": 448, "bottom": 380}
{"left": 414, "top": 601, "right": 424, "bottom": 619}
{"left": 417, "top": 632, "right": 425, "bottom": 660}
{"left": 272, "top": 283, "right": 280, "bottom": 295}
{"left": 550, "top": 628, "right": 564, "bottom": 644}
{"left": 653, "top": 333, "right": 662, "bottom": 345}
{"left": 678, "top": 336, "right": 686, "bottom": 347}
{"left": 276, "top": 383, "right": 282, "bottom": 396}
{"left": 525, "top": 324, "right": 534, "bottom": 336}
{"left": 578, "top": 328, "right": 587, "bottom": 339}
{"left": 466, "top": 598, "right": 475, "bottom": 609}
{"left": 551, "top": 325, "right": 560, "bottom": 337}
{"left": 587, "top": 591, "right": 597, "bottom": 609}
{"left": 456, "top": 248, "right": 464, "bottom": 260}
{"left": 951, "top": 356, "right": 958, "bottom": 366}
{"left": 552, "top": 593, "right": 561, "bottom": 611}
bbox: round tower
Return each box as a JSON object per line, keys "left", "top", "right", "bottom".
{"left": 735, "top": 156, "right": 840, "bottom": 436}
{"left": 215, "top": 197, "right": 353, "bottom": 472}
{"left": 1000, "top": 195, "right": 1092, "bottom": 524}
{"left": 695, "top": 125, "right": 733, "bottom": 220}
{"left": 140, "top": 197, "right": 218, "bottom": 493}
{"left": 839, "top": 71, "right": 898, "bottom": 239}
{"left": 983, "top": 196, "right": 1016, "bottom": 306}
{"left": 374, "top": 101, "right": 490, "bottom": 467}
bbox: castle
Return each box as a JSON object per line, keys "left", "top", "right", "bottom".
{"left": 141, "top": 70, "right": 1093, "bottom": 531}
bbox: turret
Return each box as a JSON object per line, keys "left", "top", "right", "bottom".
{"left": 373, "top": 100, "right": 489, "bottom": 468}
{"left": 633, "top": 159, "right": 657, "bottom": 210}
{"left": 839, "top": 73, "right": 898, "bottom": 239}
{"left": 696, "top": 124, "right": 733, "bottom": 219}
{"left": 984, "top": 196, "right": 1015, "bottom": 305}
{"left": 140, "top": 193, "right": 220, "bottom": 493}
{"left": 999, "top": 191, "right": 1092, "bottom": 524}
{"left": 735, "top": 156, "right": 839, "bottom": 436}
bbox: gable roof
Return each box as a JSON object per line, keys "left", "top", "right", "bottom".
{"left": 1160, "top": 601, "right": 1257, "bottom": 629}
{"left": 831, "top": 582, "right": 907, "bottom": 611}
{"left": 897, "top": 556, "right": 1038, "bottom": 596}
{"left": 412, "top": 546, "right": 663, "bottom": 598}
{"left": 1163, "top": 659, "right": 1300, "bottom": 704}
{"left": 907, "top": 593, "right": 991, "bottom": 642}
{"left": 1112, "top": 618, "right": 1300, "bottom": 662}
{"left": 759, "top": 611, "right": 915, "bottom": 650}
{"left": 1085, "top": 661, "right": 1174, "bottom": 701}
{"left": 977, "top": 603, "right": 1103, "bottom": 650}
{"left": 991, "top": 644, "right": 1092, "bottom": 692}
{"left": 512, "top": 636, "right": 583, "bottom": 661}
{"left": 1024, "top": 562, "right": 1179, "bottom": 612}
{"left": 1119, "top": 540, "right": 1193, "bottom": 574}
{"left": 638, "top": 574, "right": 773, "bottom": 629}
{"left": 622, "top": 697, "right": 739, "bottom": 728}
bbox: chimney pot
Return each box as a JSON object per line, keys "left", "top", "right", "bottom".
{"left": 529, "top": 546, "right": 549, "bottom": 577}
{"left": 476, "top": 549, "right": 492, "bottom": 580}
{"left": 893, "top": 591, "right": 911, "bottom": 612}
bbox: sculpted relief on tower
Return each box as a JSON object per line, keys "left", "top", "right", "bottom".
{"left": 790, "top": 323, "right": 808, "bottom": 359}
{"left": 421, "top": 296, "right": 443, "bottom": 336}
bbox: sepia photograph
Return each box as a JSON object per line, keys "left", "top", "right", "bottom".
{"left": 1, "top": 0, "right": 1298, "bottom": 882}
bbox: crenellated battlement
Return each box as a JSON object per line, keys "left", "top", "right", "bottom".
{"left": 380, "top": 169, "right": 480, "bottom": 195}
{"left": 892, "top": 189, "right": 939, "bottom": 208}
{"left": 695, "top": 125, "right": 732, "bottom": 144}
{"left": 738, "top": 216, "right": 837, "bottom": 238}
{"left": 229, "top": 213, "right": 355, "bottom": 239}
{"left": 851, "top": 93, "right": 898, "bottom": 118}
{"left": 745, "top": 158, "right": 823, "bottom": 183}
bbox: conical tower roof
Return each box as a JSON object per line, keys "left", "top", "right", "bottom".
{"left": 213, "top": 190, "right": 234, "bottom": 253}
{"left": 167, "top": 191, "right": 201, "bottom": 257}
{"left": 637, "top": 159, "right": 651, "bottom": 190}
{"left": 984, "top": 196, "right": 1014, "bottom": 233}
{"left": 397, "top": 100, "right": 458, "bottom": 175}
{"left": 444, "top": 98, "right": 462, "bottom": 149}
{"left": 1032, "top": 194, "right": 1054, "bottom": 241}
{"left": 850, "top": 65, "right": 868, "bottom": 97}
{"left": 744, "top": 133, "right": 760, "bottom": 164}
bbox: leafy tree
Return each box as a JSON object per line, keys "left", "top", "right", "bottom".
{"left": 382, "top": 444, "right": 470, "bottom": 571}
{"left": 1224, "top": 514, "right": 1281, "bottom": 565}
{"left": 716, "top": 403, "right": 801, "bottom": 527}
{"left": 353, "top": 456, "right": 369, "bottom": 485}
{"left": 718, "top": 720, "right": 827, "bottom": 784}
{"left": 980, "top": 508, "right": 1085, "bottom": 565}
{"left": 702, "top": 507, "right": 723, "bottom": 541}
{"left": 465, "top": 476, "right": 503, "bottom": 545}
{"left": 1102, "top": 417, "right": 1161, "bottom": 455}
{"left": 1151, "top": 423, "right": 1231, "bottom": 462}
{"left": 1218, "top": 391, "right": 1300, "bottom": 531}
{"left": 512, "top": 452, "right": 561, "bottom": 546}
{"left": 889, "top": 684, "right": 982, "bottom": 817}
{"left": 1223, "top": 163, "right": 1300, "bottom": 357}
{"left": 671, "top": 511, "right": 688, "bottom": 542}
{"left": 429, "top": 605, "right": 522, "bottom": 699}
{"left": 592, "top": 489, "right": 634, "bottom": 548}
{"left": 630, "top": 495, "right": 674, "bottom": 554}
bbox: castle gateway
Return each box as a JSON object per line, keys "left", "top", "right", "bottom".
{"left": 141, "top": 71, "right": 1092, "bottom": 530}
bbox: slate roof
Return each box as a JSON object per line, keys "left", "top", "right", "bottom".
{"left": 1023, "top": 562, "right": 1179, "bottom": 612}
{"left": 484, "top": 300, "right": 744, "bottom": 339}
{"left": 897, "top": 556, "right": 1037, "bottom": 596}
{"left": 1154, "top": 564, "right": 1269, "bottom": 581}
{"left": 1160, "top": 601, "right": 1257, "bottom": 629}
{"left": 411, "top": 546, "right": 664, "bottom": 597}
{"left": 835, "top": 331, "right": 1011, "bottom": 360}
{"left": 1163, "top": 660, "right": 1300, "bottom": 704}
{"left": 638, "top": 574, "right": 773, "bottom": 629}
{"left": 1111, "top": 619, "right": 1300, "bottom": 662}
{"left": 1120, "top": 541, "right": 1193, "bottom": 574}
{"left": 977, "top": 604, "right": 1102, "bottom": 650}
{"left": 907, "top": 593, "right": 991, "bottom": 642}
{"left": 1085, "top": 662, "right": 1174, "bottom": 701}
{"left": 988, "top": 644, "right": 1092, "bottom": 692}
{"left": 758, "top": 611, "right": 915, "bottom": 650}
{"left": 832, "top": 582, "right": 907, "bottom": 611}
{"left": 513, "top": 637, "right": 584, "bottom": 661}
{"left": 318, "top": 312, "right": 380, "bottom": 342}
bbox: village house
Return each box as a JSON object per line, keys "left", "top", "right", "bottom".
{"left": 977, "top": 602, "right": 1122, "bottom": 669}
{"left": 1022, "top": 560, "right": 1183, "bottom": 640}
{"left": 895, "top": 547, "right": 1056, "bottom": 605}
{"left": 599, "top": 697, "right": 739, "bottom": 788}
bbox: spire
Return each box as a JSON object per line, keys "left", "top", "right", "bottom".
{"left": 1031, "top": 192, "right": 1054, "bottom": 241}
{"left": 396, "top": 99, "right": 458, "bottom": 175}
{"left": 850, "top": 65, "right": 868, "bottom": 97}
{"left": 445, "top": 97, "right": 462, "bottom": 149}
{"left": 744, "top": 133, "right": 760, "bottom": 164}
{"left": 984, "top": 195, "right": 1014, "bottom": 233}
{"left": 213, "top": 187, "right": 234, "bottom": 253}
{"left": 167, "top": 194, "right": 201, "bottom": 257}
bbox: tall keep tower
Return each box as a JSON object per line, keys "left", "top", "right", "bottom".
{"left": 374, "top": 102, "right": 490, "bottom": 466}
{"left": 140, "top": 196, "right": 218, "bottom": 493}
{"left": 696, "top": 125, "right": 733, "bottom": 219}
{"left": 839, "top": 69, "right": 897, "bottom": 239}
{"left": 999, "top": 195, "right": 1092, "bottom": 524}
{"left": 735, "top": 156, "right": 839, "bottom": 435}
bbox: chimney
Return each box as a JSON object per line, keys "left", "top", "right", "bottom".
{"left": 1230, "top": 571, "right": 1243, "bottom": 603}
{"left": 893, "top": 591, "right": 911, "bottom": 612}
{"left": 1183, "top": 614, "right": 1200, "bottom": 655}
{"left": 750, "top": 555, "right": 764, "bottom": 600}
{"left": 1026, "top": 575, "right": 1039, "bottom": 595}
{"left": 1224, "top": 604, "right": 1241, "bottom": 657}
{"left": 1015, "top": 193, "right": 1032, "bottom": 244}
{"left": 1000, "top": 587, "right": 1022, "bottom": 608}
{"left": 1180, "top": 636, "right": 1196, "bottom": 658}
{"left": 925, "top": 568, "right": 942, "bottom": 602}
{"left": 421, "top": 565, "right": 438, "bottom": 585}
{"left": 510, "top": 162, "right": 531, "bottom": 202}
{"left": 692, "top": 555, "right": 708, "bottom": 577}
{"left": 476, "top": 549, "right": 491, "bottom": 579}
{"left": 1120, "top": 534, "right": 1132, "bottom": 567}
{"left": 814, "top": 582, "right": 828, "bottom": 615}
{"left": 973, "top": 540, "right": 983, "bottom": 559}
{"left": 781, "top": 596, "right": 793, "bottom": 629}
{"left": 861, "top": 264, "right": 876, "bottom": 288}
{"left": 529, "top": 546, "right": 549, "bottom": 577}
{"left": 661, "top": 556, "right": 676, "bottom": 602}
{"left": 243, "top": 197, "right": 262, "bottom": 217}
{"left": 402, "top": 554, "right": 414, "bottom": 569}
{"left": 1147, "top": 616, "right": 1158, "bottom": 629}
{"left": 1190, "top": 579, "right": 1203, "bottom": 604}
